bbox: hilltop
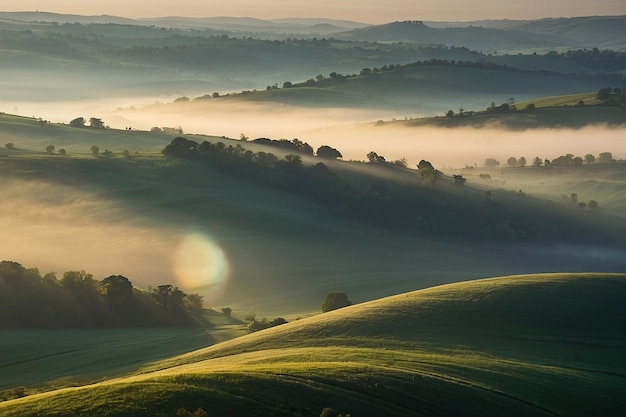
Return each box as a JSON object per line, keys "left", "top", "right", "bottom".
{"left": 1, "top": 273, "right": 624, "bottom": 416}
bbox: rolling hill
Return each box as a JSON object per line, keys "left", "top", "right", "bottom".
{"left": 1, "top": 12, "right": 624, "bottom": 109}
{"left": 337, "top": 20, "right": 562, "bottom": 51}
{"left": 1, "top": 273, "right": 624, "bottom": 416}
{"left": 198, "top": 62, "right": 623, "bottom": 115}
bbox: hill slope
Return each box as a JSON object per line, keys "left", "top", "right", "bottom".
{"left": 1, "top": 273, "right": 625, "bottom": 416}
{"left": 207, "top": 62, "right": 623, "bottom": 114}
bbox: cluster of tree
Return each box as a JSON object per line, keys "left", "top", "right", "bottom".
{"left": 244, "top": 311, "right": 288, "bottom": 333}
{"left": 161, "top": 137, "right": 625, "bottom": 243}
{"left": 547, "top": 48, "right": 626, "bottom": 72}
{"left": 252, "top": 137, "right": 315, "bottom": 155}
{"left": 151, "top": 126, "right": 184, "bottom": 135}
{"left": 485, "top": 152, "right": 614, "bottom": 168}
{"left": 366, "top": 151, "right": 415, "bottom": 171}
{"left": 547, "top": 152, "right": 614, "bottom": 166}
{"left": 596, "top": 87, "right": 624, "bottom": 106}
{"left": 506, "top": 156, "right": 527, "bottom": 167}
{"left": 69, "top": 117, "right": 105, "bottom": 129}
{"left": 486, "top": 98, "right": 518, "bottom": 113}
{"left": 561, "top": 193, "right": 599, "bottom": 211}
{"left": 0, "top": 260, "right": 204, "bottom": 328}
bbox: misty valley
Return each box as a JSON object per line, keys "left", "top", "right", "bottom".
{"left": 1, "top": 10, "right": 626, "bottom": 417}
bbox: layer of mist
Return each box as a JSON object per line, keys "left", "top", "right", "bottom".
{"left": 107, "top": 100, "right": 626, "bottom": 169}
{"left": 3, "top": 96, "right": 625, "bottom": 314}
{"left": 1, "top": 179, "right": 179, "bottom": 289}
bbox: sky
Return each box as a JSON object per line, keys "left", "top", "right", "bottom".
{"left": 0, "top": 0, "right": 624, "bottom": 23}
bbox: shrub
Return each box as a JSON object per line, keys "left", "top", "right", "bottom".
{"left": 322, "top": 292, "right": 352, "bottom": 313}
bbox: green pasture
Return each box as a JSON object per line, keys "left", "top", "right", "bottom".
{"left": 515, "top": 92, "right": 600, "bottom": 108}
{"left": 1, "top": 273, "right": 624, "bottom": 416}
{"left": 0, "top": 113, "right": 179, "bottom": 154}
{"left": 0, "top": 325, "right": 245, "bottom": 395}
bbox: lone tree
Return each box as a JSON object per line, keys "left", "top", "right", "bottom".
{"left": 598, "top": 152, "right": 613, "bottom": 163}
{"left": 367, "top": 151, "right": 386, "bottom": 163}
{"left": 69, "top": 117, "right": 85, "bottom": 128}
{"left": 90, "top": 145, "right": 100, "bottom": 157}
{"left": 322, "top": 291, "right": 352, "bottom": 313}
{"left": 584, "top": 154, "right": 596, "bottom": 164}
{"left": 5, "top": 142, "right": 15, "bottom": 150}
{"left": 89, "top": 118, "right": 104, "bottom": 129}
{"left": 484, "top": 158, "right": 500, "bottom": 168}
{"left": 317, "top": 145, "right": 343, "bottom": 160}
{"left": 46, "top": 144, "right": 55, "bottom": 154}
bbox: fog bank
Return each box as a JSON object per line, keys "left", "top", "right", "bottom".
{"left": 0, "top": 179, "right": 191, "bottom": 291}
{"left": 109, "top": 100, "right": 626, "bottom": 169}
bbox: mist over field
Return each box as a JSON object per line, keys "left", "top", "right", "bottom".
{"left": 107, "top": 100, "right": 626, "bottom": 168}
{"left": 0, "top": 179, "right": 178, "bottom": 282}
{"left": 8, "top": 96, "right": 622, "bottom": 170}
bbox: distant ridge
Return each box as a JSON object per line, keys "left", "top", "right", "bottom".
{"left": 0, "top": 11, "right": 368, "bottom": 34}
{"left": 0, "top": 11, "right": 135, "bottom": 25}
{"left": 339, "top": 16, "right": 626, "bottom": 50}
{"left": 338, "top": 20, "right": 566, "bottom": 50}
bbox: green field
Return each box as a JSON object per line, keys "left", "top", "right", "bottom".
{"left": 1, "top": 273, "right": 624, "bottom": 416}
{"left": 0, "top": 324, "right": 245, "bottom": 394}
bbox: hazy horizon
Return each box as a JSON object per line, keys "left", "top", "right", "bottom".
{"left": 0, "top": 0, "right": 624, "bottom": 24}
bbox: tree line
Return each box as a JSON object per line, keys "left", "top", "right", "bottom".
{"left": 483, "top": 152, "right": 614, "bottom": 168}
{"left": 0, "top": 260, "right": 205, "bottom": 328}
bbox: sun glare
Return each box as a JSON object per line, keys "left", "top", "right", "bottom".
{"left": 171, "top": 233, "right": 230, "bottom": 302}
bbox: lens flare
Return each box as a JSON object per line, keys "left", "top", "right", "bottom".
{"left": 171, "top": 233, "right": 230, "bottom": 303}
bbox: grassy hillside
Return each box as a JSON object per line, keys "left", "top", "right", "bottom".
{"left": 1, "top": 273, "right": 624, "bottom": 416}
{"left": 207, "top": 62, "right": 623, "bottom": 115}
{"left": 0, "top": 113, "right": 177, "bottom": 153}
{"left": 401, "top": 105, "right": 625, "bottom": 129}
